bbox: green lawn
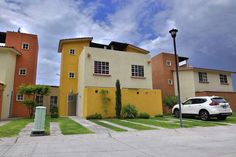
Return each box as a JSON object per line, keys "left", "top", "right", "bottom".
{"left": 128, "top": 119, "right": 180, "bottom": 129}
{"left": 0, "top": 118, "right": 33, "bottom": 138}
{"left": 105, "top": 119, "right": 156, "bottom": 130}
{"left": 225, "top": 112, "right": 236, "bottom": 123}
{"left": 44, "top": 117, "right": 51, "bottom": 135}
{"left": 51, "top": 117, "right": 93, "bottom": 135}
{"left": 90, "top": 120, "right": 127, "bottom": 132}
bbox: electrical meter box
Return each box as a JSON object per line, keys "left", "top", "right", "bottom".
{"left": 32, "top": 106, "right": 46, "bottom": 135}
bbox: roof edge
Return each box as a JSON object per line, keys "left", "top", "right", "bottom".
{"left": 0, "top": 46, "right": 22, "bottom": 55}
{"left": 127, "top": 44, "right": 149, "bottom": 54}
{"left": 58, "top": 37, "right": 93, "bottom": 52}
{"left": 172, "top": 67, "right": 236, "bottom": 74}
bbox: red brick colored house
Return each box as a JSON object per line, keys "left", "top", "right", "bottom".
{"left": 0, "top": 31, "right": 38, "bottom": 118}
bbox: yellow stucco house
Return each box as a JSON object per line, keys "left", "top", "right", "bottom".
{"left": 58, "top": 38, "right": 163, "bottom": 118}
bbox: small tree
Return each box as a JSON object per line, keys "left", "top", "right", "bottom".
{"left": 18, "top": 84, "right": 50, "bottom": 118}
{"left": 163, "top": 96, "right": 178, "bottom": 110}
{"left": 115, "top": 80, "right": 122, "bottom": 118}
{"left": 99, "top": 89, "right": 111, "bottom": 115}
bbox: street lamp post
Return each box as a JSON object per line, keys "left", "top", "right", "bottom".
{"left": 169, "top": 28, "right": 183, "bottom": 128}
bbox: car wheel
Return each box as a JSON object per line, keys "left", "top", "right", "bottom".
{"left": 199, "top": 110, "right": 210, "bottom": 121}
{"left": 217, "top": 116, "right": 227, "bottom": 120}
{"left": 174, "top": 109, "right": 180, "bottom": 118}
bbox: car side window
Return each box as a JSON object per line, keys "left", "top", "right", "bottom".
{"left": 183, "top": 99, "right": 193, "bottom": 105}
{"left": 192, "top": 98, "right": 207, "bottom": 104}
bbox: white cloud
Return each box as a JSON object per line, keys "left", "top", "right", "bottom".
{"left": 0, "top": 0, "right": 235, "bottom": 89}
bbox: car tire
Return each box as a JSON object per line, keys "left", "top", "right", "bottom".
{"left": 199, "top": 110, "right": 210, "bottom": 121}
{"left": 174, "top": 109, "right": 180, "bottom": 118}
{"left": 217, "top": 116, "right": 227, "bottom": 120}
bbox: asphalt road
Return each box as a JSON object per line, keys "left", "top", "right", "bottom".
{"left": 0, "top": 125, "right": 236, "bottom": 157}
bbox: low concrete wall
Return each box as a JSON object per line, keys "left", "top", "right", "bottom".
{"left": 196, "top": 91, "right": 236, "bottom": 112}
{"left": 83, "top": 87, "right": 163, "bottom": 118}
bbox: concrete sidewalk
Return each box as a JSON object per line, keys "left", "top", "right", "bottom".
{"left": 0, "top": 125, "right": 236, "bottom": 157}
{"left": 69, "top": 116, "right": 113, "bottom": 134}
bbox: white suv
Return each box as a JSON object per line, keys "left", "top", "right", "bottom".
{"left": 172, "top": 96, "right": 232, "bottom": 120}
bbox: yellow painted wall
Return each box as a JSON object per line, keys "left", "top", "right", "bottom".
{"left": 59, "top": 41, "right": 90, "bottom": 116}
{"left": 122, "top": 88, "right": 163, "bottom": 116}
{"left": 83, "top": 87, "right": 163, "bottom": 118}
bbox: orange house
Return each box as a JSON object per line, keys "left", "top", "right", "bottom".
{"left": 2, "top": 31, "right": 38, "bottom": 117}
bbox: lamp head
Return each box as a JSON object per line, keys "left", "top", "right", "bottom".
{"left": 169, "top": 29, "right": 178, "bottom": 38}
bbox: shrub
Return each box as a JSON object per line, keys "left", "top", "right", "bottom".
{"left": 50, "top": 106, "right": 59, "bottom": 118}
{"left": 163, "top": 96, "right": 178, "bottom": 109}
{"left": 155, "top": 114, "right": 163, "bottom": 117}
{"left": 86, "top": 113, "right": 102, "bottom": 120}
{"left": 122, "top": 104, "right": 138, "bottom": 119}
{"left": 138, "top": 112, "right": 150, "bottom": 119}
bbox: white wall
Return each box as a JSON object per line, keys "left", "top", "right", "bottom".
{"left": 0, "top": 50, "right": 17, "bottom": 119}
{"left": 80, "top": 47, "right": 152, "bottom": 89}
{"left": 194, "top": 71, "right": 234, "bottom": 92}
{"left": 77, "top": 48, "right": 86, "bottom": 116}
{"left": 173, "top": 69, "right": 234, "bottom": 102}
{"left": 173, "top": 70, "right": 196, "bottom": 101}
{"left": 78, "top": 47, "right": 152, "bottom": 116}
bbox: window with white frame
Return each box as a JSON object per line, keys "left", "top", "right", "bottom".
{"left": 69, "top": 49, "right": 75, "bottom": 55}
{"left": 166, "top": 60, "right": 172, "bottom": 66}
{"left": 198, "top": 72, "right": 208, "bottom": 83}
{"left": 131, "top": 65, "right": 144, "bottom": 77}
{"left": 19, "top": 68, "right": 27, "bottom": 76}
{"left": 94, "top": 61, "right": 109, "bottom": 75}
{"left": 68, "top": 72, "right": 75, "bottom": 78}
{"left": 220, "top": 74, "right": 228, "bottom": 84}
{"left": 168, "top": 79, "right": 173, "bottom": 85}
{"left": 22, "top": 43, "right": 29, "bottom": 50}
{"left": 36, "top": 95, "right": 44, "bottom": 106}
{"left": 16, "top": 94, "right": 24, "bottom": 101}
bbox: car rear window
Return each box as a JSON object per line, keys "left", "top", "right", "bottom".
{"left": 211, "top": 98, "right": 227, "bottom": 103}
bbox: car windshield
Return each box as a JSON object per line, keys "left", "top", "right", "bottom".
{"left": 211, "top": 98, "right": 227, "bottom": 103}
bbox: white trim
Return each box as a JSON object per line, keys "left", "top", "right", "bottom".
{"left": 166, "top": 60, "right": 172, "bottom": 66}
{"left": 69, "top": 49, "right": 75, "bottom": 55}
{"left": 131, "top": 64, "right": 144, "bottom": 77}
{"left": 168, "top": 79, "right": 173, "bottom": 85}
{"left": 22, "top": 42, "right": 30, "bottom": 50}
{"left": 19, "top": 68, "right": 27, "bottom": 76}
{"left": 16, "top": 94, "right": 24, "bottom": 101}
{"left": 68, "top": 72, "right": 75, "bottom": 78}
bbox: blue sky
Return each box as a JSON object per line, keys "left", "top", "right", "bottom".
{"left": 0, "top": 0, "right": 236, "bottom": 90}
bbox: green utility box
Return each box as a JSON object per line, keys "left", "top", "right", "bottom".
{"left": 32, "top": 106, "right": 46, "bottom": 135}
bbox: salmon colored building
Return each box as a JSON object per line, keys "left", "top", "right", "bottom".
{"left": 0, "top": 31, "right": 38, "bottom": 118}
{"left": 151, "top": 52, "right": 188, "bottom": 113}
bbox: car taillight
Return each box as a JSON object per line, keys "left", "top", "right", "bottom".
{"left": 210, "top": 101, "right": 219, "bottom": 106}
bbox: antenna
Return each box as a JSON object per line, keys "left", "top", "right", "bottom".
{"left": 17, "top": 27, "right": 21, "bottom": 33}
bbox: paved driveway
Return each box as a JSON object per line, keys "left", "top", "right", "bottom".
{"left": 0, "top": 125, "right": 236, "bottom": 157}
